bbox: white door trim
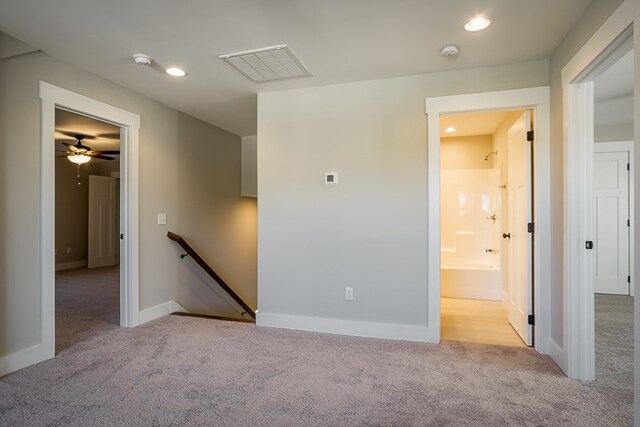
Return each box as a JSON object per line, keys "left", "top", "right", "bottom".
{"left": 425, "top": 86, "right": 551, "bottom": 354}
{"left": 561, "top": 0, "right": 639, "bottom": 381}
{"left": 39, "top": 81, "right": 141, "bottom": 360}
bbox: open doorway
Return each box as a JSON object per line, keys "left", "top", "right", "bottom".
{"left": 55, "top": 109, "right": 121, "bottom": 353}
{"left": 591, "top": 48, "right": 634, "bottom": 396}
{"left": 439, "top": 109, "right": 533, "bottom": 348}
{"left": 425, "top": 86, "right": 551, "bottom": 352}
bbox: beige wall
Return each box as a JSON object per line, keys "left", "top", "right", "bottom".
{"left": 241, "top": 136, "right": 257, "bottom": 197}
{"left": 441, "top": 135, "right": 493, "bottom": 170}
{"left": 55, "top": 158, "right": 91, "bottom": 265}
{"left": 0, "top": 51, "right": 256, "bottom": 357}
{"left": 257, "top": 59, "right": 548, "bottom": 328}
{"left": 548, "top": 0, "right": 624, "bottom": 348}
{"left": 176, "top": 113, "right": 257, "bottom": 316}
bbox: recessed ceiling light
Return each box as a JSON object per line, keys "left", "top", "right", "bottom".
{"left": 445, "top": 127, "right": 457, "bottom": 133}
{"left": 464, "top": 15, "right": 492, "bottom": 32}
{"left": 165, "top": 67, "right": 187, "bottom": 77}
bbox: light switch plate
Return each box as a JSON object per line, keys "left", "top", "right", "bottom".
{"left": 157, "top": 213, "right": 167, "bottom": 225}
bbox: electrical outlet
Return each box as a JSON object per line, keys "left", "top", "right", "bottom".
{"left": 66, "top": 247, "right": 72, "bottom": 254}
{"left": 344, "top": 287, "right": 354, "bottom": 301}
{"left": 157, "top": 213, "right": 167, "bottom": 225}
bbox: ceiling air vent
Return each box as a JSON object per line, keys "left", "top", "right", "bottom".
{"left": 219, "top": 45, "right": 311, "bottom": 83}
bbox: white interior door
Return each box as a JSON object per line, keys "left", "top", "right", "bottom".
{"left": 593, "top": 151, "right": 630, "bottom": 295}
{"left": 506, "top": 111, "right": 533, "bottom": 346}
{"left": 88, "top": 175, "right": 117, "bottom": 268}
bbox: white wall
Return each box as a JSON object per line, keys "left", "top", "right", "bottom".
{"left": 257, "top": 59, "right": 548, "bottom": 338}
{"left": 0, "top": 51, "right": 256, "bottom": 359}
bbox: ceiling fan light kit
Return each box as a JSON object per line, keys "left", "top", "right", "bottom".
{"left": 67, "top": 154, "right": 91, "bottom": 164}
{"left": 61, "top": 134, "right": 119, "bottom": 164}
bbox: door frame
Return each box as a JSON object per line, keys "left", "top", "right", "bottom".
{"left": 425, "top": 86, "right": 551, "bottom": 353}
{"left": 561, "top": 0, "right": 639, "bottom": 381}
{"left": 39, "top": 81, "right": 141, "bottom": 359}
{"left": 593, "top": 141, "right": 634, "bottom": 297}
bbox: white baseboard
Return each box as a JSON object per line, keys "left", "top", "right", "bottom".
{"left": 0, "top": 344, "right": 50, "bottom": 377}
{"left": 139, "top": 300, "right": 189, "bottom": 324}
{"left": 257, "top": 312, "right": 438, "bottom": 343}
{"left": 55, "top": 260, "right": 88, "bottom": 271}
{"left": 549, "top": 338, "right": 567, "bottom": 374}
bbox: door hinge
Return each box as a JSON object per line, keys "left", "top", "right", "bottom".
{"left": 628, "top": 163, "right": 630, "bottom": 171}
{"left": 120, "top": 233, "right": 124, "bottom": 240}
{"left": 628, "top": 219, "right": 631, "bottom": 227}
{"left": 528, "top": 314, "right": 535, "bottom": 326}
{"left": 585, "top": 241, "right": 594, "bottom": 250}
{"left": 628, "top": 276, "right": 631, "bottom": 283}
{"left": 527, "top": 130, "right": 534, "bottom": 142}
{"left": 527, "top": 222, "right": 535, "bottom": 233}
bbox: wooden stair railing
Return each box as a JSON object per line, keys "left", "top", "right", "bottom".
{"left": 167, "top": 231, "right": 256, "bottom": 319}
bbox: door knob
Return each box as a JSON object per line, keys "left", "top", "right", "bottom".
{"left": 503, "top": 233, "right": 511, "bottom": 239}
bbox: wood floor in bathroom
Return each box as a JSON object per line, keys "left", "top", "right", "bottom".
{"left": 441, "top": 297, "right": 527, "bottom": 347}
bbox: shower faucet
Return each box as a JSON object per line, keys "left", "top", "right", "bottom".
{"left": 483, "top": 151, "right": 498, "bottom": 161}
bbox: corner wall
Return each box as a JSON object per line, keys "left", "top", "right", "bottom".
{"left": 548, "top": 0, "right": 624, "bottom": 356}
{"left": 257, "top": 60, "right": 549, "bottom": 339}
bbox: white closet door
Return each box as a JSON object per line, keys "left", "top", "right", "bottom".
{"left": 593, "top": 151, "right": 630, "bottom": 295}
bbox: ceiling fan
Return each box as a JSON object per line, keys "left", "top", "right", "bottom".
{"left": 58, "top": 134, "right": 120, "bottom": 164}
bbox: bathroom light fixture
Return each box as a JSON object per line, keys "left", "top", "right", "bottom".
{"left": 165, "top": 67, "right": 187, "bottom": 77}
{"left": 132, "top": 53, "right": 152, "bottom": 66}
{"left": 464, "top": 15, "right": 492, "bottom": 32}
{"left": 444, "top": 126, "right": 457, "bottom": 133}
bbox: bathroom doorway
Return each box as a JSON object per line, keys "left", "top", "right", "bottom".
{"left": 438, "top": 109, "right": 534, "bottom": 347}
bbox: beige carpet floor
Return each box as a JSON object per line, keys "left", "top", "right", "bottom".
{"left": 0, "top": 268, "right": 633, "bottom": 426}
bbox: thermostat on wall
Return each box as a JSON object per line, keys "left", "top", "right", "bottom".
{"left": 325, "top": 172, "right": 338, "bottom": 186}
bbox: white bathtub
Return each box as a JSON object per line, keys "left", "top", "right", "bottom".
{"left": 441, "top": 263, "right": 502, "bottom": 301}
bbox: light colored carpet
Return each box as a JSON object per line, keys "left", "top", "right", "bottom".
{"left": 55, "top": 266, "right": 120, "bottom": 353}
{"left": 0, "top": 269, "right": 633, "bottom": 426}
{"left": 594, "top": 294, "right": 634, "bottom": 405}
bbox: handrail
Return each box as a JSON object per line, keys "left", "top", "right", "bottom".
{"left": 167, "top": 231, "right": 256, "bottom": 319}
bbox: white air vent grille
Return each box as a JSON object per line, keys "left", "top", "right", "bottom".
{"left": 219, "top": 45, "right": 311, "bottom": 82}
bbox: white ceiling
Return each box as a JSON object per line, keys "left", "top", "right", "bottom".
{"left": 0, "top": 0, "right": 592, "bottom": 136}
{"left": 440, "top": 111, "right": 510, "bottom": 137}
{"left": 55, "top": 109, "right": 120, "bottom": 156}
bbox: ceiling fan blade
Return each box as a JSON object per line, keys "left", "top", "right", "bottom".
{"left": 59, "top": 131, "right": 96, "bottom": 140}
{"left": 88, "top": 154, "right": 116, "bottom": 161}
{"left": 62, "top": 143, "right": 80, "bottom": 152}
{"left": 96, "top": 132, "right": 121, "bottom": 139}
{"left": 91, "top": 150, "right": 120, "bottom": 155}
